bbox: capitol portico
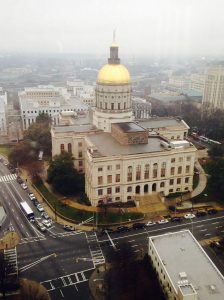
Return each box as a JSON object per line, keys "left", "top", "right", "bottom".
{"left": 51, "top": 40, "right": 196, "bottom": 206}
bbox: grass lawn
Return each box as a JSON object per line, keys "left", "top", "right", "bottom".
{"left": 0, "top": 144, "right": 12, "bottom": 157}
{"left": 34, "top": 181, "right": 144, "bottom": 224}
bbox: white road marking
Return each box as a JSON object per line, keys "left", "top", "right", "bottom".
{"left": 204, "top": 233, "right": 212, "bottom": 236}
{"left": 200, "top": 229, "right": 207, "bottom": 232}
{"left": 128, "top": 240, "right": 135, "bottom": 242}
{"left": 212, "top": 222, "right": 220, "bottom": 225}
{"left": 26, "top": 232, "right": 30, "bottom": 237}
{"left": 196, "top": 225, "right": 204, "bottom": 228}
{"left": 131, "top": 244, "right": 138, "bottom": 248}
{"left": 59, "top": 289, "right": 64, "bottom": 297}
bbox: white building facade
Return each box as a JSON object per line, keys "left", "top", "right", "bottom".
{"left": 148, "top": 230, "right": 224, "bottom": 300}
{"left": 19, "top": 85, "right": 88, "bottom": 130}
{"left": 51, "top": 41, "right": 196, "bottom": 206}
{"left": 202, "top": 65, "right": 224, "bottom": 111}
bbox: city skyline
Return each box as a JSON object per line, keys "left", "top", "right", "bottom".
{"left": 0, "top": 0, "right": 224, "bottom": 57}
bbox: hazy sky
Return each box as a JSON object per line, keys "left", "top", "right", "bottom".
{"left": 0, "top": 0, "right": 224, "bottom": 57}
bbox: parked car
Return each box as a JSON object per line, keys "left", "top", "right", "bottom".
{"left": 16, "top": 176, "right": 23, "bottom": 184}
{"left": 35, "top": 219, "right": 46, "bottom": 232}
{"left": 184, "top": 213, "right": 196, "bottom": 219}
{"left": 21, "top": 183, "right": 28, "bottom": 190}
{"left": 146, "top": 221, "right": 156, "bottom": 226}
{"left": 63, "top": 225, "right": 75, "bottom": 231}
{"left": 171, "top": 217, "right": 183, "bottom": 222}
{"left": 41, "top": 212, "right": 50, "bottom": 220}
{"left": 36, "top": 204, "right": 44, "bottom": 212}
{"left": 208, "top": 209, "right": 218, "bottom": 215}
{"left": 42, "top": 219, "right": 52, "bottom": 228}
{"left": 28, "top": 193, "right": 36, "bottom": 201}
{"left": 157, "top": 219, "right": 169, "bottom": 225}
{"left": 33, "top": 200, "right": 39, "bottom": 206}
{"left": 132, "top": 223, "right": 145, "bottom": 230}
{"left": 196, "top": 211, "right": 207, "bottom": 217}
{"left": 116, "top": 226, "right": 130, "bottom": 233}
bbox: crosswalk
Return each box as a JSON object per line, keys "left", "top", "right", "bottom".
{"left": 40, "top": 268, "right": 92, "bottom": 292}
{"left": 0, "top": 174, "right": 17, "bottom": 183}
{"left": 4, "top": 247, "right": 18, "bottom": 277}
{"left": 85, "top": 232, "right": 105, "bottom": 267}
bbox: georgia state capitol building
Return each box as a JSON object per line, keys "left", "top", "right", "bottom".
{"left": 51, "top": 40, "right": 196, "bottom": 206}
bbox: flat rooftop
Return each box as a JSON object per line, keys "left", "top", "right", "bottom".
{"left": 53, "top": 124, "right": 97, "bottom": 133}
{"left": 138, "top": 117, "right": 188, "bottom": 129}
{"left": 149, "top": 230, "right": 224, "bottom": 300}
{"left": 87, "top": 132, "right": 168, "bottom": 157}
{"left": 114, "top": 122, "right": 146, "bottom": 133}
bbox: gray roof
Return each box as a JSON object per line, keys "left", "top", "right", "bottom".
{"left": 53, "top": 124, "right": 97, "bottom": 133}
{"left": 149, "top": 230, "right": 224, "bottom": 300}
{"left": 138, "top": 118, "right": 187, "bottom": 129}
{"left": 87, "top": 132, "right": 166, "bottom": 157}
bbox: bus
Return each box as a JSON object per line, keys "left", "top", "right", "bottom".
{"left": 20, "top": 201, "right": 34, "bottom": 220}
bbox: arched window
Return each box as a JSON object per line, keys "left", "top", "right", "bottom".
{"left": 161, "top": 162, "right": 166, "bottom": 177}
{"left": 153, "top": 163, "right": 158, "bottom": 178}
{"left": 136, "top": 165, "right": 141, "bottom": 180}
{"left": 144, "top": 164, "right": 149, "bottom": 179}
{"left": 60, "top": 144, "right": 64, "bottom": 153}
{"left": 160, "top": 182, "right": 165, "bottom": 188}
{"left": 68, "top": 143, "right": 72, "bottom": 153}
{"left": 127, "top": 166, "right": 132, "bottom": 182}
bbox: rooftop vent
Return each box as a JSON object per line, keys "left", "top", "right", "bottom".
{"left": 179, "top": 272, "right": 188, "bottom": 280}
{"left": 210, "top": 285, "right": 216, "bottom": 292}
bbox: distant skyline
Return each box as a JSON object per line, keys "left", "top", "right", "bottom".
{"left": 1, "top": 0, "right": 224, "bottom": 58}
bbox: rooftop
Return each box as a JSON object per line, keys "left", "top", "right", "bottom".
{"left": 87, "top": 132, "right": 173, "bottom": 157}
{"left": 149, "top": 230, "right": 224, "bottom": 300}
{"left": 114, "top": 122, "right": 146, "bottom": 133}
{"left": 138, "top": 117, "right": 188, "bottom": 130}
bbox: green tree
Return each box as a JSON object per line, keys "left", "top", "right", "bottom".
{"left": 8, "top": 140, "right": 37, "bottom": 166}
{"left": 47, "top": 152, "right": 84, "bottom": 195}
{"left": 208, "top": 144, "right": 224, "bottom": 158}
{"left": 206, "top": 158, "right": 224, "bottom": 195}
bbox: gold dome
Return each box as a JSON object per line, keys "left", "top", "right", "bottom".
{"left": 97, "top": 64, "right": 131, "bottom": 85}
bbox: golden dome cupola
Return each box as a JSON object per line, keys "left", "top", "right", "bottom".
{"left": 97, "top": 35, "right": 131, "bottom": 85}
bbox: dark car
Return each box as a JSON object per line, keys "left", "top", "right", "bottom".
{"left": 101, "top": 228, "right": 114, "bottom": 235}
{"left": 116, "top": 226, "right": 130, "bottom": 233}
{"left": 132, "top": 223, "right": 145, "bottom": 230}
{"left": 33, "top": 200, "right": 39, "bottom": 206}
{"left": 16, "top": 176, "right": 23, "bottom": 184}
{"left": 208, "top": 209, "right": 218, "bottom": 215}
{"left": 171, "top": 217, "right": 183, "bottom": 222}
{"left": 196, "top": 211, "right": 207, "bottom": 217}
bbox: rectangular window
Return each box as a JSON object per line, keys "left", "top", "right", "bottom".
{"left": 187, "top": 156, "right": 191, "bottom": 161}
{"left": 179, "top": 157, "right": 183, "bottom": 162}
{"left": 171, "top": 158, "right": 175, "bottom": 163}
{"left": 98, "top": 176, "right": 103, "bottom": 185}
{"left": 170, "top": 179, "right": 174, "bottom": 185}
{"left": 115, "top": 174, "right": 120, "bottom": 183}
{"left": 107, "top": 165, "right": 112, "bottom": 171}
{"left": 107, "top": 175, "right": 112, "bottom": 184}
{"left": 107, "top": 187, "right": 112, "bottom": 194}
{"left": 78, "top": 151, "right": 82, "bottom": 158}
{"left": 185, "top": 177, "right": 189, "bottom": 183}
{"left": 116, "top": 164, "right": 120, "bottom": 170}
{"left": 177, "top": 178, "right": 181, "bottom": 184}
{"left": 115, "top": 187, "right": 120, "bottom": 193}
{"left": 78, "top": 161, "right": 83, "bottom": 167}
{"left": 98, "top": 167, "right": 103, "bottom": 172}
{"left": 186, "top": 165, "right": 190, "bottom": 173}
{"left": 170, "top": 167, "right": 175, "bottom": 175}
{"left": 98, "top": 189, "right": 103, "bottom": 196}
{"left": 136, "top": 165, "right": 141, "bottom": 180}
{"left": 78, "top": 142, "right": 82, "bottom": 147}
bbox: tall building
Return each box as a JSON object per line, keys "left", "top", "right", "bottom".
{"left": 202, "top": 64, "right": 224, "bottom": 111}
{"left": 51, "top": 40, "right": 196, "bottom": 206}
{"left": 0, "top": 88, "right": 8, "bottom": 136}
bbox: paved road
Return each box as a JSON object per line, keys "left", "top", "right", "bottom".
{"left": 1, "top": 159, "right": 224, "bottom": 299}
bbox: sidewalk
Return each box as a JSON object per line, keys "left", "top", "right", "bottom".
{"left": 191, "top": 160, "right": 207, "bottom": 198}
{"left": 89, "top": 265, "right": 108, "bottom": 300}
{"left": 0, "top": 231, "right": 20, "bottom": 250}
